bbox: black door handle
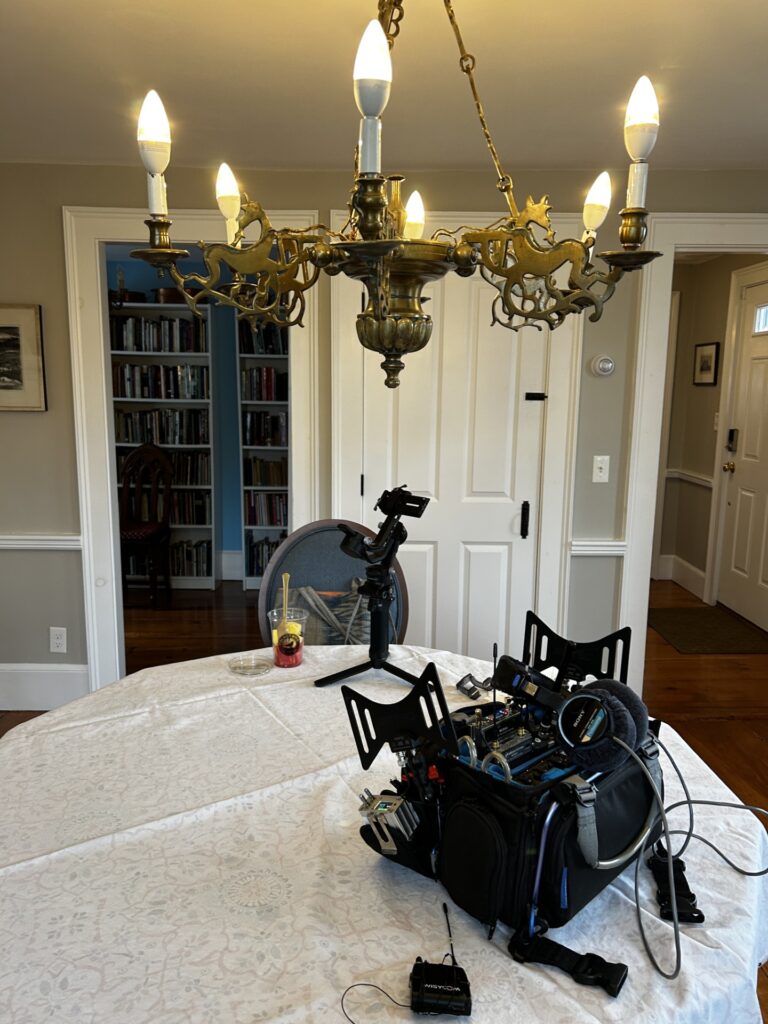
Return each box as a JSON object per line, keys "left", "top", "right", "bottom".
{"left": 521, "top": 500, "right": 530, "bottom": 539}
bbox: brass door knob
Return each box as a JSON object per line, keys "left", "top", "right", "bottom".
{"left": 722, "top": 461, "right": 735, "bottom": 473}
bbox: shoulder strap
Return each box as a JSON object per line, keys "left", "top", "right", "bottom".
{"left": 509, "top": 927, "right": 628, "bottom": 997}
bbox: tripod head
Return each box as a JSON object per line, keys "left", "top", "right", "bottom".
{"left": 338, "top": 486, "right": 429, "bottom": 575}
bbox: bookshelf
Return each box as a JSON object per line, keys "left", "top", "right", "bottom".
{"left": 110, "top": 302, "right": 216, "bottom": 589}
{"left": 238, "top": 319, "right": 290, "bottom": 588}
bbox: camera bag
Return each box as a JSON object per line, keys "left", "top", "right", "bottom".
{"left": 350, "top": 661, "right": 662, "bottom": 998}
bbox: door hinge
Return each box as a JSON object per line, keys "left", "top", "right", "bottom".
{"left": 521, "top": 500, "right": 530, "bottom": 539}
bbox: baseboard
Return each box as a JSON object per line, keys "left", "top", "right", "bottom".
{"left": 0, "top": 663, "right": 89, "bottom": 711}
{"left": 654, "top": 555, "right": 706, "bottom": 600}
{"left": 218, "top": 550, "right": 243, "bottom": 581}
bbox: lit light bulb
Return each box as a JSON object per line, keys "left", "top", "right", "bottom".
{"left": 582, "top": 171, "right": 612, "bottom": 233}
{"left": 353, "top": 20, "right": 392, "bottom": 175}
{"left": 623, "top": 76, "right": 660, "bottom": 209}
{"left": 404, "top": 190, "right": 425, "bottom": 240}
{"left": 137, "top": 90, "right": 171, "bottom": 217}
{"left": 624, "top": 76, "right": 659, "bottom": 161}
{"left": 216, "top": 162, "right": 241, "bottom": 245}
{"left": 137, "top": 90, "right": 171, "bottom": 173}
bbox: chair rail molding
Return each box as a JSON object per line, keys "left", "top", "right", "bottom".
{"left": 0, "top": 534, "right": 82, "bottom": 550}
{"left": 623, "top": 212, "right": 768, "bottom": 689}
{"left": 63, "top": 206, "right": 320, "bottom": 690}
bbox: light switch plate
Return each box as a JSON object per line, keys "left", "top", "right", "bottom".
{"left": 592, "top": 455, "right": 610, "bottom": 483}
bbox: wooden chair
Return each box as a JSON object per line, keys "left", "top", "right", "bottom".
{"left": 257, "top": 519, "right": 409, "bottom": 647}
{"left": 119, "top": 443, "right": 173, "bottom": 604}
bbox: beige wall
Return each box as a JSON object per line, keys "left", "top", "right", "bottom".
{"left": 660, "top": 254, "right": 767, "bottom": 570}
{"left": 3, "top": 162, "right": 768, "bottom": 674}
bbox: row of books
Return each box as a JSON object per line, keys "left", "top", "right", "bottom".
{"left": 244, "top": 492, "right": 288, "bottom": 527}
{"left": 168, "top": 491, "right": 211, "bottom": 526}
{"left": 116, "top": 450, "right": 211, "bottom": 485}
{"left": 170, "top": 540, "right": 212, "bottom": 578}
{"left": 240, "top": 366, "right": 288, "bottom": 402}
{"left": 246, "top": 533, "right": 286, "bottom": 577}
{"left": 242, "top": 411, "right": 288, "bottom": 447}
{"left": 243, "top": 455, "right": 288, "bottom": 487}
{"left": 238, "top": 320, "right": 289, "bottom": 356}
{"left": 111, "top": 316, "right": 207, "bottom": 354}
{"left": 113, "top": 363, "right": 210, "bottom": 401}
{"left": 114, "top": 409, "right": 210, "bottom": 446}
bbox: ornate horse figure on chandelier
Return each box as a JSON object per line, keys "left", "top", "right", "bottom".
{"left": 173, "top": 199, "right": 325, "bottom": 326}
{"left": 462, "top": 194, "right": 618, "bottom": 328}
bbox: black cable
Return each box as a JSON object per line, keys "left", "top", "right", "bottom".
{"left": 340, "top": 983, "right": 410, "bottom": 1023}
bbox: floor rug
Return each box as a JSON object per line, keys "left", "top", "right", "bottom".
{"left": 648, "top": 605, "right": 768, "bottom": 655}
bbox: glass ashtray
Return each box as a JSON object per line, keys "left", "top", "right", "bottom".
{"left": 227, "top": 654, "right": 272, "bottom": 677}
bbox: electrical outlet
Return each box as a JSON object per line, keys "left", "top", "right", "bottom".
{"left": 592, "top": 455, "right": 610, "bottom": 483}
{"left": 49, "top": 626, "right": 67, "bottom": 654}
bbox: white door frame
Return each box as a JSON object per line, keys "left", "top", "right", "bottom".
{"left": 330, "top": 210, "right": 585, "bottom": 637}
{"left": 704, "top": 257, "right": 768, "bottom": 605}
{"left": 623, "top": 213, "right": 768, "bottom": 687}
{"left": 63, "top": 206, "right": 320, "bottom": 690}
{"left": 650, "top": 290, "right": 680, "bottom": 578}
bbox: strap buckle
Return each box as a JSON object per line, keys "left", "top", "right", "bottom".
{"left": 648, "top": 843, "right": 706, "bottom": 925}
{"left": 571, "top": 952, "right": 629, "bottom": 998}
{"left": 569, "top": 775, "right": 597, "bottom": 807}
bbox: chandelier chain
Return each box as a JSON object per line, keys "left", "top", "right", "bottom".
{"left": 377, "top": 0, "right": 405, "bottom": 47}
{"left": 442, "top": 0, "right": 518, "bottom": 219}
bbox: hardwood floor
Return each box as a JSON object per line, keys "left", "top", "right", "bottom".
{"left": 2, "top": 579, "right": 766, "bottom": 1015}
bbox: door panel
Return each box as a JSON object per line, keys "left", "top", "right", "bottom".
{"left": 334, "top": 265, "right": 548, "bottom": 658}
{"left": 718, "top": 281, "right": 768, "bottom": 628}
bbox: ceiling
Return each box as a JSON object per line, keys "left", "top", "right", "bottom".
{"left": 3, "top": 0, "right": 768, "bottom": 174}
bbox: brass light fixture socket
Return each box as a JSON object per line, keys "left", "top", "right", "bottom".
{"left": 618, "top": 207, "right": 649, "bottom": 250}
{"left": 387, "top": 174, "right": 407, "bottom": 238}
{"left": 352, "top": 175, "right": 389, "bottom": 241}
{"left": 130, "top": 217, "right": 189, "bottom": 269}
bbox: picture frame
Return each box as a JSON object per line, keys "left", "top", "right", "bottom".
{"left": 693, "top": 342, "right": 719, "bottom": 387}
{"left": 0, "top": 304, "right": 47, "bottom": 411}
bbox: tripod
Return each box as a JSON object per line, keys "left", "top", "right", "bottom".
{"left": 314, "top": 487, "right": 428, "bottom": 688}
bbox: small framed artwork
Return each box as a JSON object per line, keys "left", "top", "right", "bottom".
{"left": 693, "top": 342, "right": 719, "bottom": 386}
{"left": 0, "top": 304, "right": 47, "bottom": 411}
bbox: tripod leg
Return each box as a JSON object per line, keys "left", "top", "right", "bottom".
{"left": 380, "top": 660, "right": 420, "bottom": 687}
{"left": 314, "top": 660, "right": 374, "bottom": 688}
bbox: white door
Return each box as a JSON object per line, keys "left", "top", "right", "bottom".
{"left": 718, "top": 281, "right": 768, "bottom": 630}
{"left": 332, "top": 265, "right": 554, "bottom": 659}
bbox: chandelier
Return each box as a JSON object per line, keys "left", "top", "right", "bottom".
{"left": 132, "top": 0, "right": 661, "bottom": 387}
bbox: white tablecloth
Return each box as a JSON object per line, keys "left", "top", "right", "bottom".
{"left": 1, "top": 644, "right": 766, "bottom": 1023}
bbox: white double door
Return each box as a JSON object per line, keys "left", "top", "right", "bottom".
{"left": 718, "top": 280, "right": 768, "bottom": 630}
{"left": 331, "top": 254, "right": 572, "bottom": 660}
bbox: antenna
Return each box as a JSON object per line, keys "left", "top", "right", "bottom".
{"left": 492, "top": 641, "right": 498, "bottom": 740}
{"left": 442, "top": 902, "right": 457, "bottom": 965}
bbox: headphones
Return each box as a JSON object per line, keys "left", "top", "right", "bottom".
{"left": 492, "top": 656, "right": 649, "bottom": 772}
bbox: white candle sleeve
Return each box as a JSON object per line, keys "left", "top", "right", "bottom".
{"left": 626, "top": 162, "right": 648, "bottom": 209}
{"left": 147, "top": 173, "right": 168, "bottom": 217}
{"left": 358, "top": 116, "right": 382, "bottom": 175}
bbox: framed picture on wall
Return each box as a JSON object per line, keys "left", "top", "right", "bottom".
{"left": 693, "top": 342, "right": 719, "bottom": 386}
{"left": 0, "top": 304, "right": 47, "bottom": 411}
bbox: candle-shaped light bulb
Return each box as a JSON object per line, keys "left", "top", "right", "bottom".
{"left": 583, "top": 171, "right": 612, "bottom": 233}
{"left": 137, "top": 90, "right": 171, "bottom": 216}
{"left": 404, "top": 190, "right": 425, "bottom": 240}
{"left": 624, "top": 76, "right": 660, "bottom": 161}
{"left": 624, "top": 76, "right": 659, "bottom": 209}
{"left": 353, "top": 20, "right": 392, "bottom": 175}
{"left": 216, "top": 162, "right": 241, "bottom": 245}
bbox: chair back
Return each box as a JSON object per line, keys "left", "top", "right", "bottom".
{"left": 257, "top": 519, "right": 409, "bottom": 646}
{"left": 522, "top": 610, "right": 631, "bottom": 684}
{"left": 119, "top": 443, "right": 173, "bottom": 527}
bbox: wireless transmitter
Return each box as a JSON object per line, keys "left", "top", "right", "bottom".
{"left": 409, "top": 904, "right": 472, "bottom": 1016}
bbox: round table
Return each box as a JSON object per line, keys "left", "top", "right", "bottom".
{"left": 1, "top": 644, "right": 766, "bottom": 1022}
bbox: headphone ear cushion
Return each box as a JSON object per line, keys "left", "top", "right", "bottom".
{"left": 569, "top": 689, "right": 636, "bottom": 772}
{"left": 582, "top": 679, "right": 648, "bottom": 747}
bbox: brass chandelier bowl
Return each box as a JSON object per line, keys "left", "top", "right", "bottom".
{"left": 132, "top": 0, "right": 661, "bottom": 387}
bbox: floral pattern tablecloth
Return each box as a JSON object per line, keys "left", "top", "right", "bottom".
{"left": 0, "top": 644, "right": 766, "bottom": 1022}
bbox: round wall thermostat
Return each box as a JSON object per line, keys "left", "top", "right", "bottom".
{"left": 590, "top": 355, "right": 616, "bottom": 377}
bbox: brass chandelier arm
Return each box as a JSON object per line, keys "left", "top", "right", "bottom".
{"left": 442, "top": 0, "right": 518, "bottom": 220}
{"left": 378, "top": 0, "right": 405, "bottom": 47}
